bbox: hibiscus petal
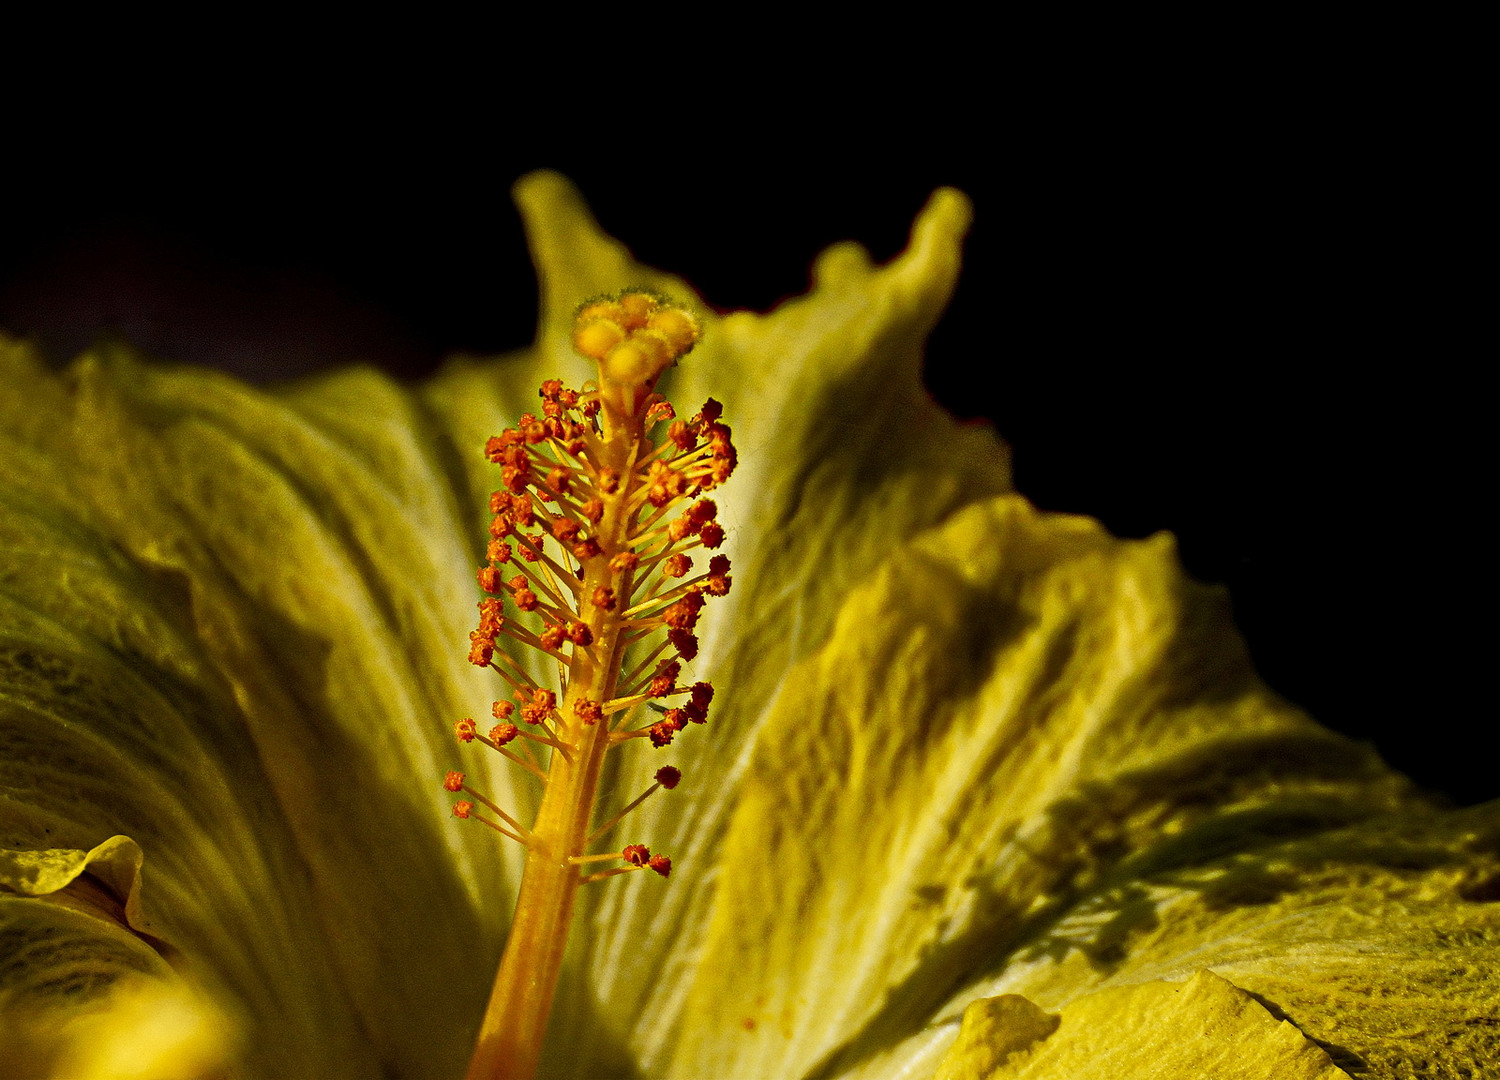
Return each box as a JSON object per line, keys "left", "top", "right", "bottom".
{"left": 932, "top": 971, "right": 1348, "bottom": 1079}
{"left": 665, "top": 494, "right": 1496, "bottom": 1079}
{"left": 0, "top": 340, "right": 513, "bottom": 1076}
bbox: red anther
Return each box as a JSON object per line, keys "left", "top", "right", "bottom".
{"left": 540, "top": 378, "right": 563, "bottom": 400}
{"left": 647, "top": 854, "right": 672, "bottom": 877}
{"left": 551, "top": 517, "right": 581, "bottom": 543}
{"left": 699, "top": 522, "right": 726, "bottom": 549}
{"left": 522, "top": 420, "right": 547, "bottom": 444}
{"left": 647, "top": 460, "right": 687, "bottom": 507}
{"left": 493, "top": 700, "right": 515, "bottom": 720}
{"left": 591, "top": 586, "right": 616, "bottom": 611}
{"left": 514, "top": 587, "right": 539, "bottom": 612}
{"left": 668, "top": 420, "right": 695, "bottom": 451}
{"left": 531, "top": 689, "right": 557, "bottom": 711}
{"left": 573, "top": 538, "right": 601, "bottom": 560}
{"left": 581, "top": 498, "right": 605, "bottom": 524}
{"left": 668, "top": 629, "right": 698, "bottom": 660}
{"left": 444, "top": 771, "right": 465, "bottom": 792}
{"left": 622, "top": 844, "right": 651, "bottom": 866}
{"left": 467, "top": 634, "right": 494, "bottom": 667}
{"left": 649, "top": 674, "right": 676, "bottom": 698}
{"left": 574, "top": 698, "right": 603, "bottom": 725}
{"left": 520, "top": 534, "right": 545, "bottom": 562}
{"left": 455, "top": 718, "right": 479, "bottom": 743}
{"left": 477, "top": 566, "right": 504, "bottom": 594}
{"left": 663, "top": 708, "right": 689, "bottom": 730}
{"left": 690, "top": 682, "right": 714, "bottom": 713}
{"left": 596, "top": 467, "right": 621, "bottom": 495}
{"left": 509, "top": 494, "right": 536, "bottom": 527}
{"left": 566, "top": 622, "right": 594, "bottom": 647}
{"left": 708, "top": 554, "right": 730, "bottom": 577}
{"left": 609, "top": 552, "right": 639, "bottom": 574}
{"left": 508, "top": 574, "right": 529, "bottom": 591}
{"left": 453, "top": 801, "right": 474, "bottom": 819}
{"left": 489, "top": 491, "right": 508, "bottom": 514}
{"left": 501, "top": 464, "right": 530, "bottom": 493}
{"left": 664, "top": 592, "right": 705, "bottom": 631}
{"left": 655, "top": 766, "right": 682, "bottom": 789}
{"left": 667, "top": 518, "right": 695, "bottom": 543}
{"left": 648, "top": 721, "right": 676, "bottom": 748}
{"left": 489, "top": 515, "right": 513, "bottom": 540}
{"left": 687, "top": 499, "right": 717, "bottom": 525}
{"left": 486, "top": 538, "right": 513, "bottom": 564}
{"left": 697, "top": 399, "right": 723, "bottom": 424}
{"left": 490, "top": 723, "right": 519, "bottom": 746}
{"left": 662, "top": 553, "right": 692, "bottom": 578}
{"left": 645, "top": 400, "right": 676, "bottom": 426}
{"left": 565, "top": 438, "right": 587, "bottom": 457}
{"left": 539, "top": 624, "right": 566, "bottom": 651}
{"left": 581, "top": 398, "right": 601, "bottom": 421}
{"left": 546, "top": 468, "right": 571, "bottom": 496}
{"left": 558, "top": 387, "right": 579, "bottom": 407}
{"left": 657, "top": 660, "right": 682, "bottom": 685}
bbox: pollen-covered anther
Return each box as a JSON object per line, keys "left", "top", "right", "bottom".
{"left": 520, "top": 689, "right": 557, "bottom": 726}
{"left": 655, "top": 766, "right": 681, "bottom": 789}
{"left": 662, "top": 553, "right": 692, "bottom": 578}
{"left": 566, "top": 622, "right": 594, "bottom": 647}
{"left": 477, "top": 566, "right": 504, "bottom": 595}
{"left": 453, "top": 800, "right": 474, "bottom": 819}
{"left": 597, "top": 467, "right": 621, "bottom": 495}
{"left": 645, "top": 400, "right": 675, "bottom": 426}
{"left": 648, "top": 721, "right": 677, "bottom": 748}
{"left": 490, "top": 723, "right": 519, "bottom": 746}
{"left": 668, "top": 629, "right": 698, "bottom": 661}
{"left": 551, "top": 516, "right": 580, "bottom": 544}
{"left": 705, "top": 554, "right": 731, "bottom": 596}
{"left": 647, "top": 854, "right": 672, "bottom": 877}
{"left": 699, "top": 522, "right": 726, "bottom": 549}
{"left": 467, "top": 633, "right": 494, "bottom": 667}
{"left": 493, "top": 700, "right": 515, "bottom": 720}
{"left": 455, "top": 718, "right": 479, "bottom": 743}
{"left": 646, "top": 460, "right": 688, "bottom": 507}
{"left": 609, "top": 552, "right": 639, "bottom": 574}
{"left": 539, "top": 624, "right": 566, "bottom": 652}
{"left": 591, "top": 586, "right": 616, "bottom": 611}
{"left": 573, "top": 538, "right": 601, "bottom": 561}
{"left": 622, "top": 844, "right": 651, "bottom": 867}
{"left": 513, "top": 585, "right": 539, "bottom": 612}
{"left": 486, "top": 539, "right": 513, "bottom": 564}
{"left": 574, "top": 698, "right": 603, "bottom": 726}
{"left": 444, "top": 771, "right": 466, "bottom": 793}
{"left": 664, "top": 591, "right": 706, "bottom": 631}
{"left": 547, "top": 467, "right": 572, "bottom": 494}
{"left": 581, "top": 498, "right": 605, "bottom": 524}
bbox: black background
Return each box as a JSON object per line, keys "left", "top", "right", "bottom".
{"left": 2, "top": 56, "right": 1487, "bottom": 804}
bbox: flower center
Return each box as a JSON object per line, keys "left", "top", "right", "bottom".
{"left": 448, "top": 290, "right": 736, "bottom": 1080}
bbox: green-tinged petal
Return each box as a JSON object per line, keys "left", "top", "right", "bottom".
{"left": 0, "top": 838, "right": 237, "bottom": 1079}
{"left": 932, "top": 971, "right": 1348, "bottom": 1079}
{"left": 665, "top": 494, "right": 1496, "bottom": 1079}
{"left": 0, "top": 338, "right": 511, "bottom": 1077}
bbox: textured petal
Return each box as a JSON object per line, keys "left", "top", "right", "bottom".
{"left": 663, "top": 494, "right": 1494, "bottom": 1079}
{"left": 0, "top": 339, "right": 510, "bottom": 1077}
{"left": 932, "top": 971, "right": 1348, "bottom": 1079}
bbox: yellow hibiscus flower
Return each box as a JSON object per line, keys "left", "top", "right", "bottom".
{"left": 1, "top": 172, "right": 1496, "bottom": 1080}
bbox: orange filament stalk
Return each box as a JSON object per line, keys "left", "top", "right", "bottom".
{"left": 447, "top": 291, "right": 736, "bottom": 1080}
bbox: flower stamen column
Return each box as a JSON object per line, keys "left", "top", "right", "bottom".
{"left": 450, "top": 291, "right": 735, "bottom": 1080}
